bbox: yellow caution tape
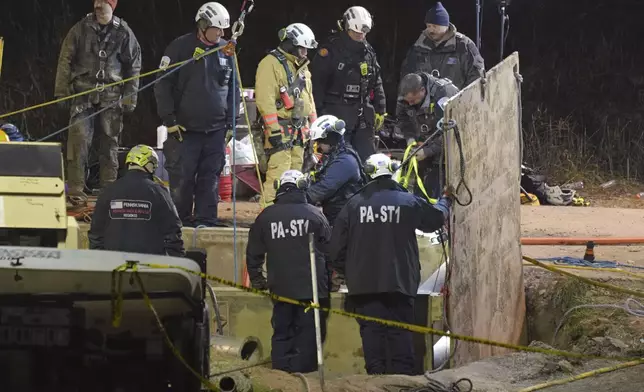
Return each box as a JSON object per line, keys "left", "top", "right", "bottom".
{"left": 522, "top": 262, "right": 644, "bottom": 280}
{"left": 519, "top": 358, "right": 644, "bottom": 392}
{"left": 523, "top": 256, "right": 644, "bottom": 298}
{"left": 111, "top": 261, "right": 643, "bottom": 365}
{"left": 112, "top": 261, "right": 221, "bottom": 391}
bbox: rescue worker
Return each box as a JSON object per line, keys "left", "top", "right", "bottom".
{"left": 246, "top": 169, "right": 331, "bottom": 373}
{"left": 255, "top": 23, "right": 319, "bottom": 205}
{"left": 54, "top": 0, "right": 142, "bottom": 203}
{"left": 88, "top": 145, "right": 185, "bottom": 257}
{"left": 330, "top": 153, "right": 452, "bottom": 375}
{"left": 306, "top": 114, "right": 367, "bottom": 226}
{"left": 395, "top": 72, "right": 460, "bottom": 201}
{"left": 154, "top": 2, "right": 240, "bottom": 227}
{"left": 311, "top": 6, "right": 387, "bottom": 162}
{"left": 400, "top": 2, "right": 484, "bottom": 90}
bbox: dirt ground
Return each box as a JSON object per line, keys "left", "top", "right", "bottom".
{"left": 214, "top": 188, "right": 644, "bottom": 391}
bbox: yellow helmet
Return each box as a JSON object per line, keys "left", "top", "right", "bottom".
{"left": 0, "top": 130, "right": 10, "bottom": 142}
{"left": 125, "top": 144, "right": 159, "bottom": 174}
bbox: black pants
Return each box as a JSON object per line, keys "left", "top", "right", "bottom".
{"left": 163, "top": 130, "right": 226, "bottom": 227}
{"left": 351, "top": 293, "right": 416, "bottom": 375}
{"left": 271, "top": 297, "right": 330, "bottom": 373}
{"left": 345, "top": 125, "right": 376, "bottom": 163}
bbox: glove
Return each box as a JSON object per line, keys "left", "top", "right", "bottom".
{"left": 374, "top": 113, "right": 387, "bottom": 131}
{"left": 167, "top": 125, "right": 185, "bottom": 142}
{"left": 121, "top": 96, "right": 137, "bottom": 113}
{"left": 268, "top": 132, "right": 282, "bottom": 148}
{"left": 415, "top": 148, "right": 427, "bottom": 162}
{"left": 330, "top": 271, "right": 344, "bottom": 292}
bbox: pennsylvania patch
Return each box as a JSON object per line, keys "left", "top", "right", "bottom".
{"left": 109, "top": 199, "right": 152, "bottom": 221}
{"left": 318, "top": 48, "right": 329, "bottom": 57}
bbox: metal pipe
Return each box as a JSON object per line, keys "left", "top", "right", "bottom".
{"left": 219, "top": 376, "right": 237, "bottom": 392}
{"left": 521, "top": 237, "right": 644, "bottom": 246}
{"left": 211, "top": 334, "right": 263, "bottom": 362}
{"left": 308, "top": 233, "right": 325, "bottom": 391}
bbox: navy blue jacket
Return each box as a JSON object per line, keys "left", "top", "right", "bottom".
{"left": 154, "top": 33, "right": 241, "bottom": 132}
{"left": 330, "top": 177, "right": 447, "bottom": 297}
{"left": 246, "top": 188, "right": 332, "bottom": 300}
{"left": 306, "top": 145, "right": 366, "bottom": 225}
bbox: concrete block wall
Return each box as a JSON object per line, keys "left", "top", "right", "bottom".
{"left": 77, "top": 224, "right": 445, "bottom": 285}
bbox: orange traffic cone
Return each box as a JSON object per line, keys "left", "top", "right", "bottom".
{"left": 583, "top": 241, "right": 595, "bottom": 262}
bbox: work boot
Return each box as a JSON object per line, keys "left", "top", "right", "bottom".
{"left": 67, "top": 187, "right": 89, "bottom": 208}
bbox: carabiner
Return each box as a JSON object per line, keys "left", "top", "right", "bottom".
{"left": 231, "top": 20, "right": 245, "bottom": 40}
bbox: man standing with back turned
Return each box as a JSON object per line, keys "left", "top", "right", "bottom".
{"left": 55, "top": 0, "right": 142, "bottom": 205}
{"left": 330, "top": 153, "right": 452, "bottom": 375}
{"left": 154, "top": 2, "right": 240, "bottom": 227}
{"left": 246, "top": 169, "right": 331, "bottom": 374}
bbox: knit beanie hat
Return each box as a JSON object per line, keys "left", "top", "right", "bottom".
{"left": 425, "top": 2, "right": 450, "bottom": 26}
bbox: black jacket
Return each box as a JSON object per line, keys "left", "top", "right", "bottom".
{"left": 246, "top": 188, "right": 332, "bottom": 300}
{"left": 330, "top": 178, "right": 446, "bottom": 297}
{"left": 395, "top": 73, "right": 460, "bottom": 162}
{"left": 154, "top": 33, "right": 241, "bottom": 132}
{"left": 306, "top": 145, "right": 367, "bottom": 225}
{"left": 88, "top": 170, "right": 185, "bottom": 257}
{"left": 311, "top": 31, "right": 386, "bottom": 131}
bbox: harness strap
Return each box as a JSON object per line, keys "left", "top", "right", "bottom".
{"left": 395, "top": 142, "right": 438, "bottom": 204}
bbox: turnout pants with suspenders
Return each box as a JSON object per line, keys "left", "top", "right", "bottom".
{"left": 254, "top": 50, "right": 311, "bottom": 203}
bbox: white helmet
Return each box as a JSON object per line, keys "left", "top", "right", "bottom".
{"left": 310, "top": 115, "right": 346, "bottom": 141}
{"left": 343, "top": 6, "right": 373, "bottom": 34}
{"left": 365, "top": 153, "right": 400, "bottom": 179}
{"left": 274, "top": 169, "right": 308, "bottom": 190}
{"left": 281, "top": 23, "right": 318, "bottom": 49}
{"left": 195, "top": 2, "right": 230, "bottom": 29}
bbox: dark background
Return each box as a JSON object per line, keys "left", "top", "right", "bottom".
{"left": 1, "top": 0, "right": 643, "bottom": 178}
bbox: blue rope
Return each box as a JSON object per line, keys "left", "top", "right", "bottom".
{"left": 536, "top": 256, "right": 618, "bottom": 269}
{"left": 537, "top": 256, "right": 644, "bottom": 271}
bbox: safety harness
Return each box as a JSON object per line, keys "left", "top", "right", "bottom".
{"left": 262, "top": 49, "right": 309, "bottom": 155}
{"left": 326, "top": 34, "right": 379, "bottom": 128}
{"left": 90, "top": 14, "right": 123, "bottom": 94}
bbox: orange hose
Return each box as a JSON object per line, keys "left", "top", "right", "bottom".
{"left": 521, "top": 237, "right": 644, "bottom": 246}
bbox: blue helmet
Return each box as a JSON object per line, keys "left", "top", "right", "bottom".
{"left": 0, "top": 124, "right": 25, "bottom": 142}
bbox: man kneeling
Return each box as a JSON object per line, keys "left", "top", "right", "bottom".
{"left": 89, "top": 144, "right": 185, "bottom": 257}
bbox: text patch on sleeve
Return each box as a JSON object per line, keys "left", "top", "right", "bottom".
{"left": 109, "top": 200, "right": 152, "bottom": 221}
